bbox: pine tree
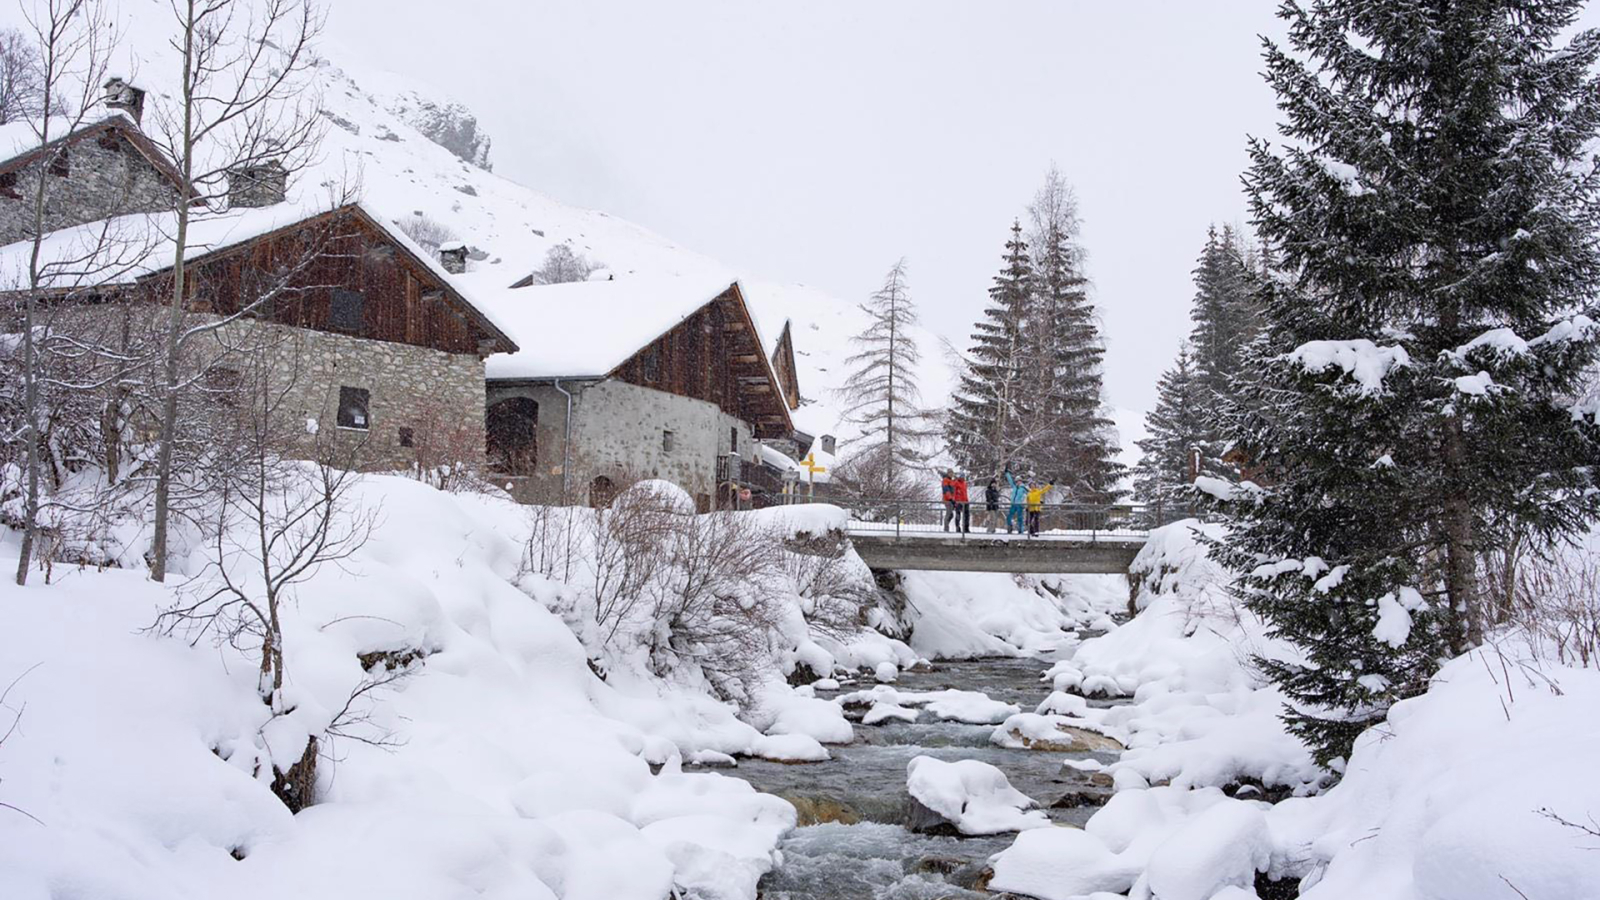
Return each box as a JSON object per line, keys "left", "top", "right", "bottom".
{"left": 949, "top": 221, "right": 1034, "bottom": 479}
{"left": 1026, "top": 167, "right": 1123, "bottom": 501}
{"left": 1218, "top": 0, "right": 1600, "bottom": 766}
{"left": 1133, "top": 344, "right": 1206, "bottom": 510}
{"left": 838, "top": 259, "right": 935, "bottom": 495}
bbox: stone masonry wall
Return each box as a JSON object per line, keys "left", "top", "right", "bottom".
{"left": 486, "top": 378, "right": 756, "bottom": 507}
{"left": 201, "top": 319, "right": 486, "bottom": 472}
{"left": 0, "top": 130, "right": 180, "bottom": 247}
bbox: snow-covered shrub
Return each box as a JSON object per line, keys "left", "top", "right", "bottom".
{"left": 392, "top": 212, "right": 459, "bottom": 253}
{"left": 528, "top": 243, "right": 603, "bottom": 285}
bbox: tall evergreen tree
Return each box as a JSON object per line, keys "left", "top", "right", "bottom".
{"left": 1133, "top": 344, "right": 1207, "bottom": 510}
{"left": 949, "top": 221, "right": 1034, "bottom": 478}
{"left": 838, "top": 259, "right": 935, "bottom": 495}
{"left": 1027, "top": 167, "right": 1123, "bottom": 500}
{"left": 1187, "top": 224, "right": 1259, "bottom": 410}
{"left": 1218, "top": 0, "right": 1600, "bottom": 765}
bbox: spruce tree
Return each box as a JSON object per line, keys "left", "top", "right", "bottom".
{"left": 949, "top": 221, "right": 1034, "bottom": 479}
{"left": 1133, "top": 343, "right": 1206, "bottom": 510}
{"left": 1218, "top": 0, "right": 1600, "bottom": 766}
{"left": 1027, "top": 167, "right": 1123, "bottom": 501}
{"left": 838, "top": 259, "right": 935, "bottom": 495}
{"left": 1187, "top": 224, "right": 1258, "bottom": 411}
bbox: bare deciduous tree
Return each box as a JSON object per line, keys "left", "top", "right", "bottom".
{"left": 146, "top": 0, "right": 327, "bottom": 582}
{"left": 393, "top": 212, "right": 457, "bottom": 253}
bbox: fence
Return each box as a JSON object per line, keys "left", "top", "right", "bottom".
{"left": 844, "top": 500, "right": 1189, "bottom": 539}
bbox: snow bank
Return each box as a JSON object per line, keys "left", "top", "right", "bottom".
{"left": 0, "top": 476, "right": 797, "bottom": 900}
{"left": 899, "top": 570, "right": 1124, "bottom": 659}
{"left": 1270, "top": 643, "right": 1600, "bottom": 898}
{"left": 904, "top": 756, "right": 1049, "bottom": 835}
{"left": 1046, "top": 521, "right": 1322, "bottom": 794}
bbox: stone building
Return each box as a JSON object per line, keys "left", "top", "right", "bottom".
{"left": 473, "top": 275, "right": 795, "bottom": 509}
{"left": 1, "top": 200, "right": 517, "bottom": 472}
{"left": 0, "top": 84, "right": 183, "bottom": 247}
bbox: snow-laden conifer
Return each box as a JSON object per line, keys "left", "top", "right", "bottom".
{"left": 1218, "top": 0, "right": 1600, "bottom": 765}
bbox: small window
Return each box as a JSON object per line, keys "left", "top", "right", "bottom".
{"left": 47, "top": 148, "right": 68, "bottom": 177}
{"left": 641, "top": 347, "right": 660, "bottom": 382}
{"left": 729, "top": 427, "right": 738, "bottom": 453}
{"left": 337, "top": 386, "right": 370, "bottom": 429}
{"left": 204, "top": 366, "right": 243, "bottom": 407}
{"left": 329, "top": 289, "right": 365, "bottom": 332}
{"left": 662, "top": 429, "right": 675, "bottom": 452}
{"left": 0, "top": 171, "right": 18, "bottom": 199}
{"left": 398, "top": 426, "right": 415, "bottom": 448}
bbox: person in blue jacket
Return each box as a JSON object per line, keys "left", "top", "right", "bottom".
{"left": 1003, "top": 469, "right": 1027, "bottom": 534}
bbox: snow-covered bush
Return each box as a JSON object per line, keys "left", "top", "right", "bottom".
{"left": 392, "top": 212, "right": 459, "bottom": 253}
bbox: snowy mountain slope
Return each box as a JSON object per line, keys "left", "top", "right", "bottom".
{"left": 0, "top": 0, "right": 960, "bottom": 452}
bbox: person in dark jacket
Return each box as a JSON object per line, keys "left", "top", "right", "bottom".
{"left": 951, "top": 472, "right": 971, "bottom": 533}
{"left": 941, "top": 470, "right": 956, "bottom": 532}
{"left": 983, "top": 478, "right": 1001, "bottom": 533}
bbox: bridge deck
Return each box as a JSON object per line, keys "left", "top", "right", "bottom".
{"left": 847, "top": 526, "right": 1147, "bottom": 574}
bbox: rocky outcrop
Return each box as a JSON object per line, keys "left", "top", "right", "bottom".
{"left": 384, "top": 90, "right": 493, "bottom": 170}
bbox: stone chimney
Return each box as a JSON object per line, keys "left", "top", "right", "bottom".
{"left": 819, "top": 434, "right": 836, "bottom": 455}
{"left": 438, "top": 241, "right": 468, "bottom": 274}
{"left": 227, "top": 160, "right": 287, "bottom": 208}
{"left": 102, "top": 77, "right": 146, "bottom": 125}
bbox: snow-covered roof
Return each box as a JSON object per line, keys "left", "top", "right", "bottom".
{"left": 0, "top": 198, "right": 517, "bottom": 351}
{"left": 472, "top": 272, "right": 745, "bottom": 380}
{"left": 0, "top": 112, "right": 137, "bottom": 166}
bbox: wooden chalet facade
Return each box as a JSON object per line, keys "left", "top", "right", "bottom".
{"left": 482, "top": 280, "right": 796, "bottom": 510}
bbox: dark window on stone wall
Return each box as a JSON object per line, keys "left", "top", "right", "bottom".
{"left": 48, "top": 148, "right": 68, "bottom": 177}
{"left": 329, "top": 289, "right": 365, "bottom": 332}
{"left": 0, "top": 172, "right": 18, "bottom": 199}
{"left": 203, "top": 366, "right": 243, "bottom": 408}
{"left": 337, "top": 386, "right": 370, "bottom": 429}
{"left": 662, "top": 429, "right": 674, "bottom": 452}
{"left": 398, "top": 426, "right": 415, "bottom": 448}
{"left": 729, "top": 427, "right": 738, "bottom": 453}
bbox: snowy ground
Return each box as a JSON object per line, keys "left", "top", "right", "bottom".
{"left": 984, "top": 521, "right": 1600, "bottom": 900}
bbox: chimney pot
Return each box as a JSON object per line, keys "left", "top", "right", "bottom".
{"left": 102, "top": 77, "right": 146, "bottom": 125}
{"left": 227, "top": 160, "right": 287, "bottom": 208}
{"left": 438, "top": 241, "right": 468, "bottom": 275}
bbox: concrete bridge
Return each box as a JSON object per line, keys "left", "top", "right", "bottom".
{"left": 844, "top": 502, "right": 1161, "bottom": 575}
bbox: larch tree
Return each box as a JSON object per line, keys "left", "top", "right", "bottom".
{"left": 1216, "top": 0, "right": 1600, "bottom": 766}
{"left": 837, "top": 258, "right": 934, "bottom": 496}
{"left": 1132, "top": 343, "right": 1206, "bottom": 510}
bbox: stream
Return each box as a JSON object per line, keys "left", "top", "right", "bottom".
{"left": 736, "top": 656, "right": 1126, "bottom": 899}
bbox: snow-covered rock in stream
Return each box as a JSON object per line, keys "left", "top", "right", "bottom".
{"left": 862, "top": 701, "right": 919, "bottom": 725}
{"left": 988, "top": 828, "right": 1142, "bottom": 899}
{"left": 991, "top": 712, "right": 1125, "bottom": 753}
{"left": 837, "top": 685, "right": 1020, "bottom": 725}
{"left": 904, "top": 756, "right": 1049, "bottom": 835}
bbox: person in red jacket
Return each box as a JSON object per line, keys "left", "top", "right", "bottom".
{"left": 951, "top": 472, "right": 971, "bottom": 533}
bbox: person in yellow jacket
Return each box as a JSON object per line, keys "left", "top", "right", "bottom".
{"left": 1025, "top": 483, "right": 1053, "bottom": 537}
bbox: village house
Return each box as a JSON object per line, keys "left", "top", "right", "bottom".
{"left": 0, "top": 81, "right": 517, "bottom": 473}
{"left": 0, "top": 79, "right": 182, "bottom": 248}
{"left": 473, "top": 275, "right": 796, "bottom": 510}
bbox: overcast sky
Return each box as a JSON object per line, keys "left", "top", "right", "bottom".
{"left": 327, "top": 1, "right": 1598, "bottom": 419}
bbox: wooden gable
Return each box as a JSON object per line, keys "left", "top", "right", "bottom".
{"left": 770, "top": 319, "right": 801, "bottom": 410}
{"left": 163, "top": 205, "right": 515, "bottom": 357}
{"left": 608, "top": 284, "right": 795, "bottom": 439}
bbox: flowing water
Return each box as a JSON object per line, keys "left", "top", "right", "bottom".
{"left": 733, "top": 656, "right": 1124, "bottom": 899}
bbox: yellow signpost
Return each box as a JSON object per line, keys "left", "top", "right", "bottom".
{"left": 800, "top": 452, "right": 827, "bottom": 501}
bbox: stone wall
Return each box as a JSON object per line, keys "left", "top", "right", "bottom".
{"left": 486, "top": 378, "right": 757, "bottom": 508}
{"left": 0, "top": 129, "right": 180, "bottom": 246}
{"left": 201, "top": 319, "right": 486, "bottom": 472}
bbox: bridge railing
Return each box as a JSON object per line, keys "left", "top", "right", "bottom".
{"left": 846, "top": 500, "right": 1184, "bottom": 539}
